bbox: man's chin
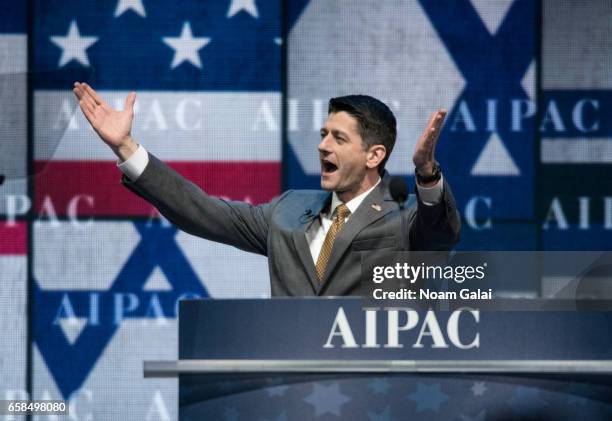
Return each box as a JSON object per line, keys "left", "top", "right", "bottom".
{"left": 320, "top": 177, "right": 335, "bottom": 191}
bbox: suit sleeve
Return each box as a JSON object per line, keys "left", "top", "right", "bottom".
{"left": 120, "top": 153, "right": 288, "bottom": 256}
{"left": 407, "top": 177, "right": 461, "bottom": 251}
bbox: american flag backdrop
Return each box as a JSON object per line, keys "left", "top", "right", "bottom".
{"left": 27, "top": 0, "right": 286, "bottom": 418}
{"left": 1, "top": 0, "right": 612, "bottom": 419}
{"left": 34, "top": 0, "right": 284, "bottom": 216}
{"left": 0, "top": 0, "right": 28, "bottom": 411}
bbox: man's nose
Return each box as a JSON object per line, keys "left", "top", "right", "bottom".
{"left": 318, "top": 134, "right": 332, "bottom": 153}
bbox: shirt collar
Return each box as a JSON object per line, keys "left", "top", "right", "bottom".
{"left": 328, "top": 177, "right": 382, "bottom": 217}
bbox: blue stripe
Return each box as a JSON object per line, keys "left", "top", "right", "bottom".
{"left": 0, "top": 0, "right": 26, "bottom": 33}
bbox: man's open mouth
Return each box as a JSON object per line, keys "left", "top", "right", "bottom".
{"left": 321, "top": 161, "right": 338, "bottom": 174}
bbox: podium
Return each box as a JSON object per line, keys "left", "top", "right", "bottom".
{"left": 145, "top": 299, "right": 612, "bottom": 420}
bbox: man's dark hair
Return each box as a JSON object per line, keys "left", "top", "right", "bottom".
{"left": 328, "top": 95, "right": 397, "bottom": 175}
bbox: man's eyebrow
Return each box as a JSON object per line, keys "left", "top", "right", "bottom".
{"left": 320, "top": 128, "right": 349, "bottom": 138}
{"left": 334, "top": 129, "right": 350, "bottom": 138}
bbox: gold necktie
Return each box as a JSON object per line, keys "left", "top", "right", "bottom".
{"left": 316, "top": 204, "right": 350, "bottom": 281}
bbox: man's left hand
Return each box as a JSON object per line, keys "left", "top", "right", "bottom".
{"left": 413, "top": 109, "right": 447, "bottom": 186}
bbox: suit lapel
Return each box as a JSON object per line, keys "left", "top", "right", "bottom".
{"left": 318, "top": 177, "right": 395, "bottom": 292}
{"left": 292, "top": 193, "right": 330, "bottom": 293}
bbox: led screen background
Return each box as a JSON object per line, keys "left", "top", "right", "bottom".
{"left": 0, "top": 0, "right": 611, "bottom": 419}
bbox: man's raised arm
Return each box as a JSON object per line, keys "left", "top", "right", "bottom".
{"left": 72, "top": 82, "right": 276, "bottom": 256}
{"left": 409, "top": 109, "right": 461, "bottom": 250}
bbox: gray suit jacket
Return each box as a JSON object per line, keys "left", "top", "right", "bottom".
{"left": 122, "top": 153, "right": 461, "bottom": 296}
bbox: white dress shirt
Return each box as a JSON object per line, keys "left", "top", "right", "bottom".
{"left": 117, "top": 143, "right": 149, "bottom": 181}
{"left": 118, "top": 144, "right": 444, "bottom": 264}
{"left": 305, "top": 180, "right": 381, "bottom": 263}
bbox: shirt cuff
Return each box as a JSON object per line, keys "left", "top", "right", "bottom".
{"left": 117, "top": 144, "right": 149, "bottom": 181}
{"left": 416, "top": 175, "right": 444, "bottom": 206}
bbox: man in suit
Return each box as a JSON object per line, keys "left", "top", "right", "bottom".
{"left": 73, "top": 82, "right": 460, "bottom": 296}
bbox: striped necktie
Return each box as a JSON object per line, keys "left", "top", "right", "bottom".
{"left": 315, "top": 204, "right": 350, "bottom": 281}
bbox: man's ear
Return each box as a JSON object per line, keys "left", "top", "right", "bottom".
{"left": 366, "top": 145, "right": 387, "bottom": 170}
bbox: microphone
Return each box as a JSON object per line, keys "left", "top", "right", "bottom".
{"left": 299, "top": 209, "right": 314, "bottom": 223}
{"left": 389, "top": 176, "right": 408, "bottom": 210}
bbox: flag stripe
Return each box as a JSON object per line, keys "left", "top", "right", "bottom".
{"left": 0, "top": 35, "right": 27, "bottom": 72}
{"left": 34, "top": 91, "right": 281, "bottom": 161}
{"left": 34, "top": 161, "right": 280, "bottom": 216}
{"left": 0, "top": 222, "right": 27, "bottom": 255}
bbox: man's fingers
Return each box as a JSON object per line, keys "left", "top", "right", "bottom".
{"left": 418, "top": 109, "right": 446, "bottom": 156}
{"left": 80, "top": 89, "right": 97, "bottom": 112}
{"left": 123, "top": 91, "right": 136, "bottom": 112}
{"left": 414, "top": 108, "right": 448, "bottom": 167}
{"left": 79, "top": 100, "right": 96, "bottom": 125}
{"left": 426, "top": 111, "right": 436, "bottom": 130}
{"left": 431, "top": 109, "right": 446, "bottom": 128}
{"left": 421, "top": 110, "right": 445, "bottom": 140}
{"left": 428, "top": 109, "right": 447, "bottom": 139}
{"left": 82, "top": 82, "right": 103, "bottom": 105}
{"left": 434, "top": 109, "right": 447, "bottom": 127}
{"left": 73, "top": 82, "right": 86, "bottom": 100}
{"left": 427, "top": 109, "right": 447, "bottom": 157}
{"left": 73, "top": 88, "right": 82, "bottom": 102}
{"left": 80, "top": 97, "right": 96, "bottom": 116}
{"left": 74, "top": 82, "right": 96, "bottom": 110}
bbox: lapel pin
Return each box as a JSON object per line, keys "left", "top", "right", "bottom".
{"left": 371, "top": 204, "right": 382, "bottom": 212}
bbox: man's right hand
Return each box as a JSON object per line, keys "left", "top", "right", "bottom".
{"left": 73, "top": 82, "right": 138, "bottom": 161}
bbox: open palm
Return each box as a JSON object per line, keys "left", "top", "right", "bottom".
{"left": 73, "top": 82, "right": 136, "bottom": 150}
